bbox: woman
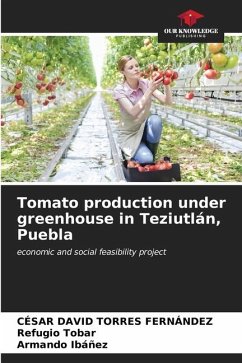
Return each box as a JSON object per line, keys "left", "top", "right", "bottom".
{"left": 113, "top": 55, "right": 172, "bottom": 165}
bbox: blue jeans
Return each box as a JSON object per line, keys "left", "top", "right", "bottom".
{"left": 132, "top": 114, "right": 162, "bottom": 163}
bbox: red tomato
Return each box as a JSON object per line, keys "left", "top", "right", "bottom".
{"left": 185, "top": 92, "right": 194, "bottom": 100}
{"left": 163, "top": 77, "right": 171, "bottom": 85}
{"left": 17, "top": 99, "right": 25, "bottom": 106}
{"left": 144, "top": 165, "right": 151, "bottom": 172}
{"left": 171, "top": 71, "right": 179, "bottom": 80}
{"left": 127, "top": 161, "right": 137, "bottom": 168}
{"left": 200, "top": 60, "right": 211, "bottom": 70}
{"left": 15, "top": 82, "right": 23, "bottom": 89}
{"left": 37, "top": 73, "right": 45, "bottom": 81}
{"left": 204, "top": 69, "right": 218, "bottom": 79}
{"left": 147, "top": 165, "right": 157, "bottom": 171}
{"left": 165, "top": 162, "right": 172, "bottom": 170}
{"left": 165, "top": 69, "right": 173, "bottom": 78}
{"left": 156, "top": 163, "right": 166, "bottom": 170}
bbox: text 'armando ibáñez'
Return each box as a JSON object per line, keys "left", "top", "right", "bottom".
{"left": 16, "top": 196, "right": 226, "bottom": 241}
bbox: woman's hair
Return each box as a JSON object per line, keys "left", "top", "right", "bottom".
{"left": 117, "top": 55, "right": 134, "bottom": 72}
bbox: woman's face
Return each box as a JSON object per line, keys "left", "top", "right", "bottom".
{"left": 123, "top": 58, "right": 140, "bottom": 80}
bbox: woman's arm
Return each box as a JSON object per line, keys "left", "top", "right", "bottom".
{"left": 152, "top": 85, "right": 173, "bottom": 105}
{"left": 117, "top": 78, "right": 164, "bottom": 118}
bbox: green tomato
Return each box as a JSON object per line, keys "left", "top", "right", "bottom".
{"left": 158, "top": 43, "right": 166, "bottom": 51}
{"left": 136, "top": 51, "right": 143, "bottom": 58}
{"left": 211, "top": 62, "right": 226, "bottom": 72}
{"left": 140, "top": 47, "right": 147, "bottom": 53}
{"left": 225, "top": 55, "right": 239, "bottom": 69}
{"left": 30, "top": 58, "right": 39, "bottom": 66}
{"left": 36, "top": 52, "right": 44, "bottom": 59}
{"left": 139, "top": 57, "right": 146, "bottom": 64}
{"left": 211, "top": 53, "right": 228, "bottom": 67}
{"left": 2, "top": 43, "right": 12, "bottom": 52}
{"left": 46, "top": 65, "right": 54, "bottom": 72}
{"left": 148, "top": 47, "right": 155, "bottom": 55}
{"left": 149, "top": 55, "right": 157, "bottom": 62}
{"left": 16, "top": 73, "right": 24, "bottom": 81}
{"left": 2, "top": 53, "right": 11, "bottom": 60}
{"left": 25, "top": 52, "right": 34, "bottom": 61}
{"left": 158, "top": 51, "right": 168, "bottom": 59}
{"left": 35, "top": 59, "right": 44, "bottom": 66}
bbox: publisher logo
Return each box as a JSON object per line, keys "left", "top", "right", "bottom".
{"left": 158, "top": 8, "right": 224, "bottom": 43}
{"left": 178, "top": 9, "right": 204, "bottom": 27}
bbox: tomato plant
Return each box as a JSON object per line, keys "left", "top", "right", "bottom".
{"left": 101, "top": 36, "right": 241, "bottom": 89}
{"left": 1, "top": 36, "right": 97, "bottom": 107}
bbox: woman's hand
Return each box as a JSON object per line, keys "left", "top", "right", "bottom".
{"left": 148, "top": 77, "right": 165, "bottom": 92}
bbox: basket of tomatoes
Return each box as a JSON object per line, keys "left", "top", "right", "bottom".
{"left": 122, "top": 157, "right": 181, "bottom": 182}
